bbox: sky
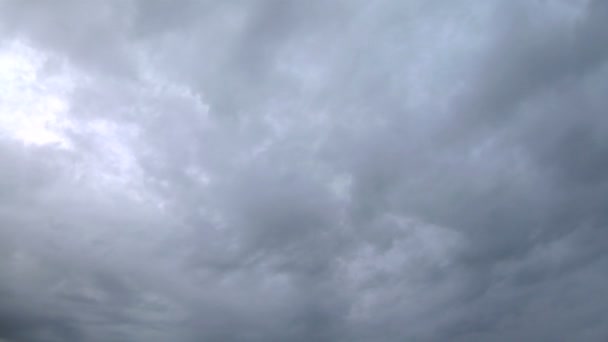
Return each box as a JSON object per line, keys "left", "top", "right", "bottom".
{"left": 0, "top": 0, "right": 607, "bottom": 341}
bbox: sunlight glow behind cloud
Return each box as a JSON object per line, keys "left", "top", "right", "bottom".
{"left": 0, "top": 41, "right": 73, "bottom": 148}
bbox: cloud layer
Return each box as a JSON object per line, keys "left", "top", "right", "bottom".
{"left": 1, "top": 0, "right": 608, "bottom": 341}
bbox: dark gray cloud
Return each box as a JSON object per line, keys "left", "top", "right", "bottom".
{"left": 1, "top": 0, "right": 607, "bottom": 341}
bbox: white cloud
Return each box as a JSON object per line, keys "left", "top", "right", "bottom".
{"left": 0, "top": 40, "right": 73, "bottom": 148}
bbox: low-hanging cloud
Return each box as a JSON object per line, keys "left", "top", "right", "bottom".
{"left": 1, "top": 0, "right": 607, "bottom": 341}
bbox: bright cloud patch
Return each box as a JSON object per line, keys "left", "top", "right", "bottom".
{"left": 0, "top": 41, "right": 73, "bottom": 148}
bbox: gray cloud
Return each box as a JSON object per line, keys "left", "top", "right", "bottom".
{"left": 1, "top": 0, "right": 607, "bottom": 341}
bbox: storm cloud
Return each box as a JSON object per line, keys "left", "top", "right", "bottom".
{"left": 1, "top": 0, "right": 608, "bottom": 341}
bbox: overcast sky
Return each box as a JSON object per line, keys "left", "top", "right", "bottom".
{"left": 0, "top": 0, "right": 607, "bottom": 341}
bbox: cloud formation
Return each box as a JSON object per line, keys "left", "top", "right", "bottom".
{"left": 1, "top": 0, "right": 607, "bottom": 341}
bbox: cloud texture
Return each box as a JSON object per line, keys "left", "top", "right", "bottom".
{"left": 1, "top": 0, "right": 608, "bottom": 341}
